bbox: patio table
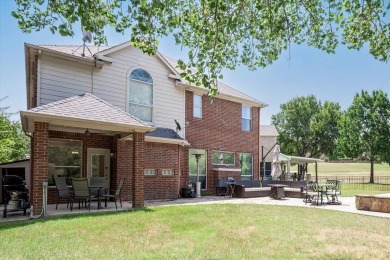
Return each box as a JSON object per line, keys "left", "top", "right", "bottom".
{"left": 90, "top": 185, "right": 105, "bottom": 209}
{"left": 316, "top": 184, "right": 334, "bottom": 205}
{"left": 268, "top": 184, "right": 288, "bottom": 199}
{"left": 225, "top": 181, "right": 236, "bottom": 197}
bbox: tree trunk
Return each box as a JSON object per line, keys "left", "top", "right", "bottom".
{"left": 369, "top": 158, "right": 374, "bottom": 184}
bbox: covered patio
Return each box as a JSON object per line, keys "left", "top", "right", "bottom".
{"left": 20, "top": 93, "right": 154, "bottom": 216}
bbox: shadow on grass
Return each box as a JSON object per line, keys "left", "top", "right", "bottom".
{"left": 0, "top": 207, "right": 155, "bottom": 231}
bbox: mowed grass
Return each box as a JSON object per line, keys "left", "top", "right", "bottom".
{"left": 304, "top": 162, "right": 390, "bottom": 177}
{"left": 1, "top": 204, "right": 389, "bottom": 259}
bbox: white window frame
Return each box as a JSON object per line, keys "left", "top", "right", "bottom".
{"left": 193, "top": 94, "right": 202, "bottom": 118}
{"left": 242, "top": 104, "right": 252, "bottom": 131}
{"left": 211, "top": 151, "right": 235, "bottom": 166}
{"left": 128, "top": 68, "right": 154, "bottom": 123}
{"left": 48, "top": 138, "right": 82, "bottom": 186}
{"left": 240, "top": 153, "right": 253, "bottom": 180}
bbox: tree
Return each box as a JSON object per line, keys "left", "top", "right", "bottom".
{"left": 0, "top": 98, "right": 30, "bottom": 163}
{"left": 271, "top": 95, "right": 341, "bottom": 158}
{"left": 11, "top": 0, "right": 390, "bottom": 95}
{"left": 338, "top": 90, "right": 390, "bottom": 183}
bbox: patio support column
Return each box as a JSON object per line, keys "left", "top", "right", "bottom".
{"left": 116, "top": 138, "right": 132, "bottom": 201}
{"left": 132, "top": 132, "right": 145, "bottom": 208}
{"left": 31, "top": 122, "right": 49, "bottom": 215}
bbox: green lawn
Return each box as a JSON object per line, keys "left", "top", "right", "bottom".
{"left": 304, "top": 162, "right": 390, "bottom": 177}
{"left": 1, "top": 204, "right": 389, "bottom": 259}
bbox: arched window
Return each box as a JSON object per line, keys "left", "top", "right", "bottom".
{"left": 129, "top": 68, "right": 153, "bottom": 122}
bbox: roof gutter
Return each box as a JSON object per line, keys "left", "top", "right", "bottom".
{"left": 24, "top": 43, "right": 104, "bottom": 68}
{"left": 176, "top": 82, "right": 268, "bottom": 108}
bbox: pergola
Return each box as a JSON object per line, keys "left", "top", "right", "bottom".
{"left": 279, "top": 153, "right": 322, "bottom": 182}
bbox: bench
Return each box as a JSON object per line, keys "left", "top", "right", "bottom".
{"left": 234, "top": 180, "right": 306, "bottom": 198}
{"left": 234, "top": 180, "right": 271, "bottom": 198}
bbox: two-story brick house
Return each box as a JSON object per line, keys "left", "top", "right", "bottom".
{"left": 21, "top": 42, "right": 267, "bottom": 215}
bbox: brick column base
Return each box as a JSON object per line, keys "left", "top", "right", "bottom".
{"left": 31, "top": 122, "right": 49, "bottom": 215}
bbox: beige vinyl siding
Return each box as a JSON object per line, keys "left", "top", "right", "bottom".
{"left": 105, "top": 47, "right": 184, "bottom": 136}
{"left": 38, "top": 47, "right": 185, "bottom": 137}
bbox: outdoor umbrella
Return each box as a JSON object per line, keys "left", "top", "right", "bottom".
{"left": 271, "top": 144, "right": 282, "bottom": 180}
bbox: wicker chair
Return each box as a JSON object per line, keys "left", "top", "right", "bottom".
{"left": 102, "top": 178, "right": 125, "bottom": 209}
{"left": 54, "top": 176, "right": 72, "bottom": 210}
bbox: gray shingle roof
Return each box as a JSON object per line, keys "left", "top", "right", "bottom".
{"left": 38, "top": 45, "right": 111, "bottom": 57}
{"left": 161, "top": 55, "right": 262, "bottom": 104}
{"left": 30, "top": 93, "right": 151, "bottom": 128}
{"left": 35, "top": 44, "right": 263, "bottom": 105}
{"left": 146, "top": 127, "right": 185, "bottom": 140}
{"left": 260, "top": 125, "right": 279, "bottom": 136}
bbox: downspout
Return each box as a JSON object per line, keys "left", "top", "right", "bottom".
{"left": 177, "top": 145, "right": 181, "bottom": 197}
{"left": 30, "top": 181, "right": 48, "bottom": 219}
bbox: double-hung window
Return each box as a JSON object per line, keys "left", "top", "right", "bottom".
{"left": 48, "top": 139, "right": 82, "bottom": 185}
{"left": 129, "top": 68, "right": 153, "bottom": 122}
{"left": 242, "top": 105, "right": 252, "bottom": 131}
{"left": 193, "top": 94, "right": 202, "bottom": 118}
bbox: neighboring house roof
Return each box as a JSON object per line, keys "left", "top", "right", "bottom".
{"left": 32, "top": 43, "right": 267, "bottom": 107}
{"left": 260, "top": 125, "right": 279, "bottom": 136}
{"left": 21, "top": 93, "right": 154, "bottom": 134}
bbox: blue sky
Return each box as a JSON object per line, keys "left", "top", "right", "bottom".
{"left": 1, "top": 2, "right": 389, "bottom": 124}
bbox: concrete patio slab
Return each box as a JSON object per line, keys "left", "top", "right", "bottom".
{"left": 1, "top": 195, "right": 389, "bottom": 223}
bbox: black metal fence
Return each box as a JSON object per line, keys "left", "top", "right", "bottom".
{"left": 318, "top": 176, "right": 390, "bottom": 191}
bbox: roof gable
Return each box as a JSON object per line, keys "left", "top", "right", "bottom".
{"left": 21, "top": 93, "right": 154, "bottom": 134}
{"left": 29, "top": 93, "right": 149, "bottom": 127}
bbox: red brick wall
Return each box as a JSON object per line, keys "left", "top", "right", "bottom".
{"left": 144, "top": 142, "right": 180, "bottom": 200}
{"left": 116, "top": 139, "right": 132, "bottom": 202}
{"left": 31, "top": 122, "right": 49, "bottom": 215}
{"left": 184, "top": 91, "right": 260, "bottom": 194}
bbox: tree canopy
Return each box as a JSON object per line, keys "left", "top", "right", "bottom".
{"left": 271, "top": 95, "right": 341, "bottom": 158}
{"left": 12, "top": 0, "right": 390, "bottom": 95}
{"left": 338, "top": 89, "right": 390, "bottom": 183}
{"left": 0, "top": 98, "right": 30, "bottom": 163}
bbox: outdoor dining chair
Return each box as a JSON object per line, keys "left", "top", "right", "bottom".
{"left": 325, "top": 179, "right": 343, "bottom": 204}
{"left": 302, "top": 181, "right": 321, "bottom": 205}
{"left": 71, "top": 178, "right": 98, "bottom": 211}
{"left": 102, "top": 177, "right": 125, "bottom": 209}
{"left": 54, "top": 176, "right": 72, "bottom": 210}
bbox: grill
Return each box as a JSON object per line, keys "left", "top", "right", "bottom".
{"left": 2, "top": 175, "right": 30, "bottom": 218}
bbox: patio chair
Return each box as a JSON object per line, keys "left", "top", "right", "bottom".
{"left": 54, "top": 176, "right": 72, "bottom": 210}
{"left": 102, "top": 178, "right": 125, "bottom": 209}
{"left": 302, "top": 181, "right": 320, "bottom": 205}
{"left": 325, "top": 179, "right": 343, "bottom": 204}
{"left": 71, "top": 178, "right": 97, "bottom": 211}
